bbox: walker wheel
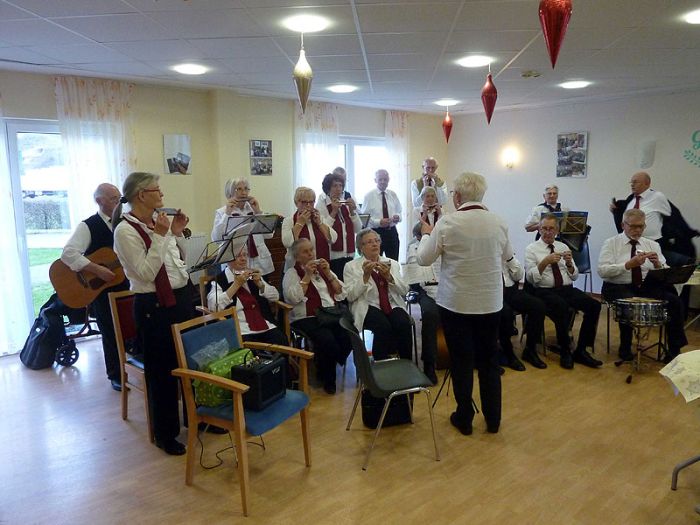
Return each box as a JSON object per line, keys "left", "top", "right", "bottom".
{"left": 56, "top": 341, "right": 79, "bottom": 366}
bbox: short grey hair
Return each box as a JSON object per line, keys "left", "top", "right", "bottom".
{"left": 224, "top": 178, "right": 249, "bottom": 199}
{"left": 291, "top": 237, "right": 313, "bottom": 259}
{"left": 544, "top": 183, "right": 559, "bottom": 192}
{"left": 294, "top": 186, "right": 315, "bottom": 203}
{"left": 453, "top": 172, "right": 487, "bottom": 202}
{"left": 355, "top": 228, "right": 379, "bottom": 254}
{"left": 419, "top": 186, "right": 437, "bottom": 200}
{"left": 623, "top": 208, "right": 646, "bottom": 223}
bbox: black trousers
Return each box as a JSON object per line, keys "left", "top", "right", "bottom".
{"left": 410, "top": 285, "right": 438, "bottom": 365}
{"left": 329, "top": 257, "right": 352, "bottom": 281}
{"left": 242, "top": 327, "right": 289, "bottom": 346}
{"left": 291, "top": 317, "right": 352, "bottom": 383}
{"left": 602, "top": 281, "right": 688, "bottom": 354}
{"left": 439, "top": 306, "right": 501, "bottom": 426}
{"left": 528, "top": 285, "right": 601, "bottom": 352}
{"left": 363, "top": 305, "right": 413, "bottom": 361}
{"left": 134, "top": 286, "right": 194, "bottom": 443}
{"left": 373, "top": 226, "right": 399, "bottom": 261}
{"left": 500, "top": 285, "right": 546, "bottom": 355}
{"left": 90, "top": 281, "right": 128, "bottom": 381}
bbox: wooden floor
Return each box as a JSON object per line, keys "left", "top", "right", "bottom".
{"left": 2, "top": 314, "right": 700, "bottom": 524}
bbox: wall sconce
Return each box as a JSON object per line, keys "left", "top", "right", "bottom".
{"left": 501, "top": 146, "right": 520, "bottom": 169}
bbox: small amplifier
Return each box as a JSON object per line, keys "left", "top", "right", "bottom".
{"left": 231, "top": 354, "right": 286, "bottom": 411}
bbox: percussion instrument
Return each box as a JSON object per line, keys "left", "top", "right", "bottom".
{"left": 613, "top": 297, "right": 667, "bottom": 327}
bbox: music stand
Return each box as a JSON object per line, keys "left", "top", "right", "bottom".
{"left": 223, "top": 213, "right": 278, "bottom": 240}
{"left": 644, "top": 264, "right": 696, "bottom": 286}
{"left": 359, "top": 213, "right": 371, "bottom": 228}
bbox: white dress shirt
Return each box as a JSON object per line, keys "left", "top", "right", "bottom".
{"left": 410, "top": 178, "right": 449, "bottom": 208}
{"left": 403, "top": 241, "right": 441, "bottom": 300}
{"left": 316, "top": 193, "right": 362, "bottom": 259}
{"left": 343, "top": 256, "right": 408, "bottom": 331}
{"left": 282, "top": 267, "right": 346, "bottom": 323}
{"left": 624, "top": 188, "right": 671, "bottom": 241}
{"left": 207, "top": 266, "right": 280, "bottom": 334}
{"left": 113, "top": 213, "right": 189, "bottom": 293}
{"left": 525, "top": 239, "right": 579, "bottom": 288}
{"left": 524, "top": 203, "right": 568, "bottom": 228}
{"left": 361, "top": 188, "right": 402, "bottom": 229}
{"left": 280, "top": 213, "right": 337, "bottom": 272}
{"left": 211, "top": 203, "right": 274, "bottom": 275}
{"left": 503, "top": 255, "right": 524, "bottom": 288}
{"left": 60, "top": 210, "right": 112, "bottom": 271}
{"left": 597, "top": 233, "right": 666, "bottom": 284}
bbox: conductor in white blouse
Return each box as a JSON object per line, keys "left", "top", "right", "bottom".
{"left": 597, "top": 208, "right": 688, "bottom": 363}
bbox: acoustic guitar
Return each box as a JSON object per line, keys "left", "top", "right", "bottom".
{"left": 49, "top": 247, "right": 126, "bottom": 308}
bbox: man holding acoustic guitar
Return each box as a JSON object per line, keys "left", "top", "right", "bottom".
{"left": 58, "top": 183, "right": 128, "bottom": 391}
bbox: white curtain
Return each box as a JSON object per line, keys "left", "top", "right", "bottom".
{"left": 55, "top": 76, "right": 136, "bottom": 226}
{"left": 293, "top": 101, "right": 339, "bottom": 207}
{"left": 385, "top": 110, "right": 410, "bottom": 262}
{"left": 0, "top": 96, "right": 31, "bottom": 354}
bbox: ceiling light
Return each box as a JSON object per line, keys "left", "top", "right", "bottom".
{"left": 327, "top": 84, "right": 358, "bottom": 93}
{"left": 684, "top": 9, "right": 700, "bottom": 24}
{"left": 434, "top": 99, "right": 459, "bottom": 107}
{"left": 559, "top": 80, "right": 591, "bottom": 89}
{"left": 456, "top": 55, "right": 493, "bottom": 68}
{"left": 282, "top": 14, "right": 330, "bottom": 33}
{"left": 171, "top": 63, "right": 207, "bottom": 75}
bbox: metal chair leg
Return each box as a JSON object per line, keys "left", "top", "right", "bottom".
{"left": 423, "top": 388, "right": 440, "bottom": 462}
{"left": 362, "top": 393, "right": 395, "bottom": 470}
{"left": 346, "top": 384, "right": 363, "bottom": 431}
{"left": 672, "top": 454, "right": 700, "bottom": 490}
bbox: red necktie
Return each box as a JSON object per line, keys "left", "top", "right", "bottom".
{"left": 370, "top": 271, "right": 393, "bottom": 314}
{"left": 381, "top": 191, "right": 389, "bottom": 220}
{"left": 548, "top": 244, "right": 563, "bottom": 288}
{"left": 634, "top": 196, "right": 640, "bottom": 209}
{"left": 427, "top": 177, "right": 433, "bottom": 187}
{"left": 630, "top": 240, "right": 643, "bottom": 288}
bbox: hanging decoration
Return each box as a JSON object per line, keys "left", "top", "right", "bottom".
{"left": 481, "top": 72, "right": 497, "bottom": 124}
{"left": 538, "top": 0, "right": 573, "bottom": 69}
{"left": 442, "top": 107, "right": 453, "bottom": 143}
{"left": 293, "top": 33, "right": 313, "bottom": 113}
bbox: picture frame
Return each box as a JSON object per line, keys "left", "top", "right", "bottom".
{"left": 163, "top": 134, "right": 192, "bottom": 175}
{"left": 249, "top": 139, "right": 272, "bottom": 176}
{"left": 556, "top": 131, "right": 588, "bottom": 178}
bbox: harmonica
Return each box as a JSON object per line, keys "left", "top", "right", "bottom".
{"left": 156, "top": 207, "right": 179, "bottom": 215}
{"left": 233, "top": 270, "right": 254, "bottom": 280}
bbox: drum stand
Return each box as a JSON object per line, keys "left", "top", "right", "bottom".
{"left": 614, "top": 321, "right": 667, "bottom": 383}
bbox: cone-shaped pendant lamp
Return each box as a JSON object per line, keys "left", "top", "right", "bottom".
{"left": 539, "top": 0, "right": 573, "bottom": 69}
{"left": 442, "top": 108, "right": 453, "bottom": 143}
{"left": 481, "top": 73, "right": 497, "bottom": 124}
{"left": 293, "top": 34, "right": 313, "bottom": 113}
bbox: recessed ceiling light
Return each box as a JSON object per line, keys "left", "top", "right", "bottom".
{"left": 282, "top": 14, "right": 330, "bottom": 33}
{"left": 559, "top": 80, "right": 591, "bottom": 89}
{"left": 327, "top": 84, "right": 358, "bottom": 93}
{"left": 683, "top": 8, "right": 700, "bottom": 24}
{"left": 456, "top": 55, "right": 493, "bottom": 68}
{"left": 171, "top": 63, "right": 208, "bottom": 75}
{"left": 434, "top": 99, "right": 459, "bottom": 106}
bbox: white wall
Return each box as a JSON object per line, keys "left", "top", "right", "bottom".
{"left": 448, "top": 91, "right": 700, "bottom": 293}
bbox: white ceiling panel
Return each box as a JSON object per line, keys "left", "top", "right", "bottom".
{"left": 303, "top": 54, "right": 366, "bottom": 71}
{"left": 275, "top": 34, "right": 363, "bottom": 57}
{"left": 357, "top": 3, "right": 463, "bottom": 33}
{"left": 446, "top": 30, "right": 540, "bottom": 54}
{"left": 26, "top": 44, "right": 134, "bottom": 64}
{"left": 8, "top": 0, "right": 136, "bottom": 17}
{"left": 128, "top": 0, "right": 245, "bottom": 10}
{"left": 362, "top": 32, "right": 445, "bottom": 55}
{"left": 0, "top": 46, "right": 61, "bottom": 65}
{"left": 218, "top": 55, "right": 294, "bottom": 73}
{"left": 245, "top": 5, "right": 357, "bottom": 36}
{"left": 0, "top": 19, "right": 92, "bottom": 46}
{"left": 455, "top": 1, "right": 541, "bottom": 31}
{"left": 56, "top": 14, "right": 174, "bottom": 42}
{"left": 0, "top": 2, "right": 37, "bottom": 20}
{"left": 145, "top": 8, "right": 263, "bottom": 39}
{"left": 188, "top": 37, "right": 284, "bottom": 59}
{"left": 108, "top": 40, "right": 208, "bottom": 61}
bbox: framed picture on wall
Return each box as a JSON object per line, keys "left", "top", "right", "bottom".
{"left": 249, "top": 139, "right": 272, "bottom": 176}
{"left": 163, "top": 134, "right": 192, "bottom": 175}
{"left": 556, "top": 131, "right": 588, "bottom": 178}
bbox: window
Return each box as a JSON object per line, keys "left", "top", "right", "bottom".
{"left": 338, "top": 137, "right": 388, "bottom": 204}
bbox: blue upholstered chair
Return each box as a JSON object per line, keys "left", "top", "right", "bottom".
{"left": 340, "top": 317, "right": 440, "bottom": 470}
{"left": 171, "top": 308, "right": 313, "bottom": 516}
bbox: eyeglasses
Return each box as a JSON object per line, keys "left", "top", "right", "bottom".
{"left": 298, "top": 200, "right": 315, "bottom": 205}
{"left": 624, "top": 223, "right": 645, "bottom": 229}
{"left": 424, "top": 165, "right": 438, "bottom": 171}
{"left": 363, "top": 238, "right": 381, "bottom": 245}
{"left": 235, "top": 187, "right": 250, "bottom": 192}
{"left": 142, "top": 187, "right": 162, "bottom": 194}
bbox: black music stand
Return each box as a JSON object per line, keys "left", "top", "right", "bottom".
{"left": 645, "top": 264, "right": 696, "bottom": 287}
{"left": 359, "top": 213, "right": 371, "bottom": 228}
{"left": 223, "top": 213, "right": 278, "bottom": 240}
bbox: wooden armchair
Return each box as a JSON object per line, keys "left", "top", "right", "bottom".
{"left": 171, "top": 308, "right": 313, "bottom": 516}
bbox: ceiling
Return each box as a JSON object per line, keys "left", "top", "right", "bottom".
{"left": 0, "top": 0, "right": 699, "bottom": 115}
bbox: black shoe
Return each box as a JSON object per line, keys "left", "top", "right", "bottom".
{"left": 450, "top": 412, "right": 472, "bottom": 436}
{"left": 619, "top": 349, "right": 634, "bottom": 362}
{"left": 498, "top": 366, "right": 505, "bottom": 376}
{"left": 198, "top": 422, "right": 228, "bottom": 434}
{"left": 522, "top": 349, "right": 547, "bottom": 369}
{"left": 156, "top": 439, "right": 186, "bottom": 456}
{"left": 423, "top": 363, "right": 438, "bottom": 385}
{"left": 663, "top": 349, "right": 680, "bottom": 365}
{"left": 486, "top": 421, "right": 500, "bottom": 434}
{"left": 110, "top": 378, "right": 122, "bottom": 392}
{"left": 323, "top": 381, "right": 337, "bottom": 395}
{"left": 505, "top": 356, "right": 526, "bottom": 372}
{"left": 573, "top": 349, "right": 602, "bottom": 368}
{"left": 560, "top": 350, "right": 574, "bottom": 369}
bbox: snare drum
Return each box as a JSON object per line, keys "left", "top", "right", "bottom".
{"left": 613, "top": 297, "right": 667, "bottom": 326}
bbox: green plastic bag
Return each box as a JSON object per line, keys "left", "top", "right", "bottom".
{"left": 195, "top": 348, "right": 253, "bottom": 407}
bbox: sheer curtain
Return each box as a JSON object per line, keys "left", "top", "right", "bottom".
{"left": 0, "top": 95, "right": 31, "bottom": 354}
{"left": 385, "top": 110, "right": 410, "bottom": 261}
{"left": 293, "top": 101, "right": 339, "bottom": 206}
{"left": 55, "top": 76, "right": 135, "bottom": 226}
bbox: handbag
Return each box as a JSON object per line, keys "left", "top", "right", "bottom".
{"left": 361, "top": 389, "right": 413, "bottom": 429}
{"left": 195, "top": 348, "right": 252, "bottom": 407}
{"left": 315, "top": 303, "right": 352, "bottom": 327}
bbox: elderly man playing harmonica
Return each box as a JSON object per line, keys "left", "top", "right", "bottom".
{"left": 598, "top": 208, "right": 688, "bottom": 363}
{"left": 524, "top": 213, "right": 602, "bottom": 370}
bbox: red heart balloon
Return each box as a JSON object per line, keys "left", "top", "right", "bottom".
{"left": 539, "top": 0, "right": 573, "bottom": 69}
{"left": 442, "top": 111, "right": 453, "bottom": 143}
{"left": 481, "top": 73, "right": 497, "bottom": 124}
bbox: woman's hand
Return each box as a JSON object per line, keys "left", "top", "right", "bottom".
{"left": 154, "top": 212, "right": 170, "bottom": 236}
{"left": 170, "top": 209, "right": 189, "bottom": 237}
